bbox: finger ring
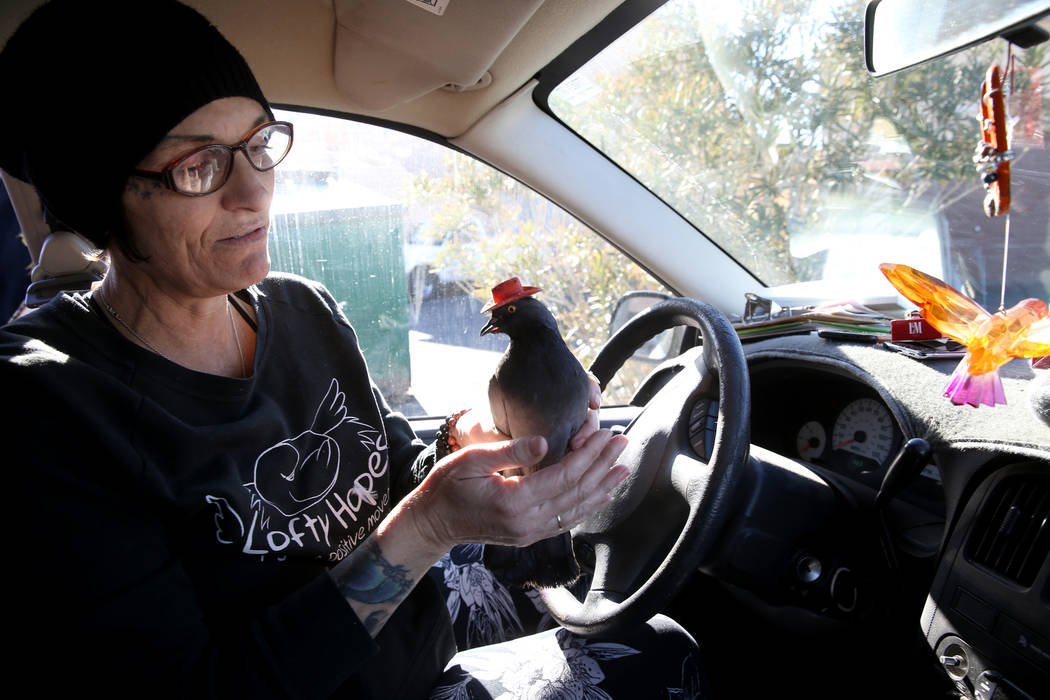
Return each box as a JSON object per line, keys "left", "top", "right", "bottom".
{"left": 556, "top": 514, "right": 564, "bottom": 530}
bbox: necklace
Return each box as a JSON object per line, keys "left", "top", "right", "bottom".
{"left": 97, "top": 290, "right": 247, "bottom": 378}
{"left": 96, "top": 289, "right": 169, "bottom": 360}
{"left": 227, "top": 299, "right": 248, "bottom": 378}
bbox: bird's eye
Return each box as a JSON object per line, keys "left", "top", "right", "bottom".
{"left": 507, "top": 305, "right": 517, "bottom": 313}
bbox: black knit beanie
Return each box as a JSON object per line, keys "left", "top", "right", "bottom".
{"left": 0, "top": 0, "right": 273, "bottom": 249}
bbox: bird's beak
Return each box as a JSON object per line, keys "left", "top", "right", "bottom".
{"left": 480, "top": 317, "right": 500, "bottom": 336}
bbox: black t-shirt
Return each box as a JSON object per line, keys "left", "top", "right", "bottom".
{"left": 3, "top": 273, "right": 454, "bottom": 698}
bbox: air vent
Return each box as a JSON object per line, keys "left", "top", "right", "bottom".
{"left": 966, "top": 474, "right": 1050, "bottom": 587}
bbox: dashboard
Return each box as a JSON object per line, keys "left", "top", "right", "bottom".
{"left": 610, "top": 327, "right": 1049, "bottom": 698}
{"left": 736, "top": 335, "right": 1049, "bottom": 699}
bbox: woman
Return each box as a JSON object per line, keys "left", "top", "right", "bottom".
{"left": 1, "top": 1, "right": 703, "bottom": 697}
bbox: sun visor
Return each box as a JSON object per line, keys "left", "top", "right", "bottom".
{"left": 334, "top": 0, "right": 545, "bottom": 111}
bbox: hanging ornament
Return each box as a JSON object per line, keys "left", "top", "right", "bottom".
{"left": 880, "top": 263, "right": 1050, "bottom": 407}
{"left": 973, "top": 63, "right": 1014, "bottom": 217}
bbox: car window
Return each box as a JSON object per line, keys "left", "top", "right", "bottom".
{"left": 269, "top": 109, "right": 669, "bottom": 417}
{"left": 548, "top": 0, "right": 1050, "bottom": 309}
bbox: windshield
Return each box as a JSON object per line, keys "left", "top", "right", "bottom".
{"left": 549, "top": 0, "right": 1049, "bottom": 311}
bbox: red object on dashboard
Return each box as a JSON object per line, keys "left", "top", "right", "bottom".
{"left": 890, "top": 316, "right": 942, "bottom": 341}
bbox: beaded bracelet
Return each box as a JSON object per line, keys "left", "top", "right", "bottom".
{"left": 435, "top": 408, "right": 469, "bottom": 460}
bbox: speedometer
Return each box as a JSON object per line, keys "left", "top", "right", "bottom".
{"left": 831, "top": 398, "right": 895, "bottom": 472}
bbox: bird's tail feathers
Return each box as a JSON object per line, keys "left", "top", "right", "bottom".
{"left": 483, "top": 532, "right": 581, "bottom": 589}
{"left": 945, "top": 361, "right": 1006, "bottom": 407}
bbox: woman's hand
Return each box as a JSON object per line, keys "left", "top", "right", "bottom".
{"left": 405, "top": 429, "right": 629, "bottom": 555}
{"left": 450, "top": 405, "right": 507, "bottom": 446}
{"left": 338, "top": 404, "right": 625, "bottom": 639}
{"left": 453, "top": 371, "right": 603, "bottom": 451}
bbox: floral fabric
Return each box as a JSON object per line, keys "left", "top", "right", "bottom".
{"left": 427, "top": 544, "right": 707, "bottom": 699}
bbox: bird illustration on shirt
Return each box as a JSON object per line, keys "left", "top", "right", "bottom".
{"left": 251, "top": 378, "right": 352, "bottom": 516}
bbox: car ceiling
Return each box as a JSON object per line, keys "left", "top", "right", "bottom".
{"left": 0, "top": 0, "right": 624, "bottom": 139}
{"left": 2, "top": 0, "right": 765, "bottom": 310}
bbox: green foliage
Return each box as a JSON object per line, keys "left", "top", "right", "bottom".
{"left": 550, "top": 0, "right": 1020, "bottom": 286}
{"left": 408, "top": 155, "right": 662, "bottom": 403}
{"left": 407, "top": 0, "right": 1047, "bottom": 400}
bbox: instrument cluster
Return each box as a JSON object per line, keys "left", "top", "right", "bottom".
{"left": 793, "top": 395, "right": 897, "bottom": 477}
{"left": 749, "top": 363, "right": 943, "bottom": 506}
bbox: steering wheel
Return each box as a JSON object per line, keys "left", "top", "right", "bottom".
{"left": 538, "top": 298, "right": 751, "bottom": 636}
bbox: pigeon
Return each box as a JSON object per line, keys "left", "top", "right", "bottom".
{"left": 479, "top": 278, "right": 592, "bottom": 588}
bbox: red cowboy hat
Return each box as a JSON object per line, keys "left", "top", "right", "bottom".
{"left": 481, "top": 277, "right": 542, "bottom": 313}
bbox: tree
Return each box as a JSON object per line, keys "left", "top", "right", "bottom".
{"left": 410, "top": 0, "right": 1048, "bottom": 384}
{"left": 409, "top": 156, "right": 662, "bottom": 403}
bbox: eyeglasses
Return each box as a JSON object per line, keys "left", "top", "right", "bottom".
{"left": 132, "top": 121, "right": 294, "bottom": 196}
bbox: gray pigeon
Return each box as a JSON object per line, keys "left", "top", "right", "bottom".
{"left": 479, "top": 278, "right": 591, "bottom": 588}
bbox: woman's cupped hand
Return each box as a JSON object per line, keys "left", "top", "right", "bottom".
{"left": 405, "top": 429, "right": 629, "bottom": 555}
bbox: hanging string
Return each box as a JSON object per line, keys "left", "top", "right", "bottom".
{"left": 999, "top": 217, "right": 1010, "bottom": 313}
{"left": 998, "top": 42, "right": 1014, "bottom": 313}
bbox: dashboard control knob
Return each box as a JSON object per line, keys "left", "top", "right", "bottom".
{"left": 938, "top": 641, "right": 970, "bottom": 681}
{"left": 795, "top": 555, "right": 822, "bottom": 583}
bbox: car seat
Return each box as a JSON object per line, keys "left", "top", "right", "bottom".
{"left": 0, "top": 169, "right": 106, "bottom": 316}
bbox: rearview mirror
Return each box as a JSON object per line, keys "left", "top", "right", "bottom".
{"left": 865, "top": 0, "right": 1050, "bottom": 77}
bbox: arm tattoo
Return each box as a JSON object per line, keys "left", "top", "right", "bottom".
{"left": 333, "top": 539, "right": 413, "bottom": 635}
{"left": 364, "top": 611, "right": 388, "bottom": 630}
{"left": 338, "top": 539, "right": 412, "bottom": 603}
